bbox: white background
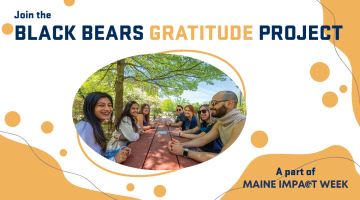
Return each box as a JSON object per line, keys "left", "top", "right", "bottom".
{"left": 1, "top": 0, "right": 359, "bottom": 199}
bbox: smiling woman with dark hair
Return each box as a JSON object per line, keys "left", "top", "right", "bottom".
{"left": 75, "top": 92, "right": 131, "bottom": 164}
{"left": 107, "top": 101, "right": 144, "bottom": 150}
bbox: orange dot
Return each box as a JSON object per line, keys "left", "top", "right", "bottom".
{"left": 41, "top": 121, "right": 54, "bottom": 134}
{"left": 251, "top": 131, "right": 268, "bottom": 148}
{"left": 64, "top": 0, "right": 75, "bottom": 6}
{"left": 126, "top": 183, "right": 135, "bottom": 191}
{"left": 154, "top": 185, "right": 166, "bottom": 197}
{"left": 310, "top": 62, "right": 330, "bottom": 82}
{"left": 340, "top": 85, "right": 347, "bottom": 93}
{"left": 60, "top": 149, "right": 67, "bottom": 157}
{"left": 2, "top": 23, "right": 13, "bottom": 35}
{"left": 322, "top": 92, "right": 338, "bottom": 108}
{"left": 4, "top": 111, "right": 21, "bottom": 127}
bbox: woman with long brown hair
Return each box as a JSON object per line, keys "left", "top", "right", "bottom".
{"left": 137, "top": 104, "right": 155, "bottom": 131}
{"left": 107, "top": 101, "right": 144, "bottom": 150}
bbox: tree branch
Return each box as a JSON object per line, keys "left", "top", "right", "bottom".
{"left": 124, "top": 62, "right": 150, "bottom": 80}
{"left": 97, "top": 64, "right": 113, "bottom": 84}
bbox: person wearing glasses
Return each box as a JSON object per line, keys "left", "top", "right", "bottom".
{"left": 171, "top": 104, "right": 223, "bottom": 153}
{"left": 165, "top": 105, "right": 187, "bottom": 131}
{"left": 137, "top": 104, "right": 155, "bottom": 131}
{"left": 168, "top": 91, "right": 246, "bottom": 162}
{"left": 107, "top": 101, "right": 144, "bottom": 151}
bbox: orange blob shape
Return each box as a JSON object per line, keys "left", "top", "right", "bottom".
{"left": 64, "top": 0, "right": 75, "bottom": 6}
{"left": 2, "top": 23, "right": 13, "bottom": 35}
{"left": 4, "top": 111, "right": 21, "bottom": 127}
{"left": 251, "top": 131, "right": 268, "bottom": 148}
{"left": 322, "top": 92, "right": 338, "bottom": 108}
{"left": 126, "top": 183, "right": 134, "bottom": 191}
{"left": 154, "top": 185, "right": 166, "bottom": 197}
{"left": 340, "top": 85, "right": 347, "bottom": 93}
{"left": 60, "top": 149, "right": 67, "bottom": 157}
{"left": 310, "top": 62, "right": 330, "bottom": 82}
{"left": 41, "top": 121, "right": 54, "bottom": 134}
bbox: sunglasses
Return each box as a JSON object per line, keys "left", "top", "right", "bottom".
{"left": 198, "top": 109, "right": 207, "bottom": 114}
{"left": 210, "top": 100, "right": 229, "bottom": 106}
{"left": 177, "top": 109, "right": 182, "bottom": 111}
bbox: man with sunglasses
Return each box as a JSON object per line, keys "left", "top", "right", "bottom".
{"left": 168, "top": 91, "right": 246, "bottom": 163}
{"left": 165, "top": 105, "right": 186, "bottom": 131}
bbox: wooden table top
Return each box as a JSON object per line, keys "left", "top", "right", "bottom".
{"left": 121, "top": 118, "right": 201, "bottom": 170}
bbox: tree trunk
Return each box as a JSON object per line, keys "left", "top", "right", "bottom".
{"left": 115, "top": 59, "right": 126, "bottom": 124}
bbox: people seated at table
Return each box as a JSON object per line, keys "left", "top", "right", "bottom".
{"left": 75, "top": 92, "right": 131, "bottom": 163}
{"left": 171, "top": 104, "right": 223, "bottom": 153}
{"left": 168, "top": 91, "right": 246, "bottom": 163}
{"left": 137, "top": 104, "right": 155, "bottom": 131}
{"left": 107, "top": 101, "right": 144, "bottom": 151}
{"left": 165, "top": 105, "right": 186, "bottom": 130}
{"left": 183, "top": 105, "right": 198, "bottom": 131}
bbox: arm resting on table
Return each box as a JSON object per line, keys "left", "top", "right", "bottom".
{"left": 182, "top": 120, "right": 245, "bottom": 163}
{"left": 166, "top": 120, "right": 183, "bottom": 127}
{"left": 181, "top": 122, "right": 220, "bottom": 148}
{"left": 137, "top": 114, "right": 152, "bottom": 131}
{"left": 187, "top": 151, "right": 218, "bottom": 163}
{"left": 180, "top": 131, "right": 206, "bottom": 139}
{"left": 181, "top": 126, "right": 200, "bottom": 135}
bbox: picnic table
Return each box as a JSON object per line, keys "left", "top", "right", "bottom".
{"left": 121, "top": 118, "right": 201, "bottom": 170}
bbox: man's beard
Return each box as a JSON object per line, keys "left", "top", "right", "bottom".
{"left": 211, "top": 104, "right": 227, "bottom": 118}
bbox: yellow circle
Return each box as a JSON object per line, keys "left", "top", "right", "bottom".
{"left": 310, "top": 62, "right": 330, "bottom": 82}
{"left": 126, "top": 183, "right": 135, "bottom": 192}
{"left": 4, "top": 111, "right": 21, "bottom": 127}
{"left": 2, "top": 23, "right": 13, "bottom": 35}
{"left": 154, "top": 185, "right": 166, "bottom": 197}
{"left": 64, "top": 0, "right": 75, "bottom": 6}
{"left": 41, "top": 121, "right": 54, "bottom": 134}
{"left": 340, "top": 85, "right": 347, "bottom": 93}
{"left": 322, "top": 92, "right": 338, "bottom": 108}
{"left": 60, "top": 149, "right": 67, "bottom": 157}
{"left": 251, "top": 131, "right": 268, "bottom": 148}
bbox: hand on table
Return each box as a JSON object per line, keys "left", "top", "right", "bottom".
{"left": 114, "top": 147, "right": 131, "bottom": 164}
{"left": 165, "top": 121, "right": 170, "bottom": 126}
{"left": 168, "top": 138, "right": 183, "bottom": 155}
{"left": 171, "top": 130, "right": 181, "bottom": 137}
{"left": 168, "top": 141, "right": 173, "bottom": 153}
{"left": 137, "top": 128, "right": 144, "bottom": 134}
{"left": 121, "top": 147, "right": 131, "bottom": 156}
{"left": 170, "top": 139, "right": 184, "bottom": 156}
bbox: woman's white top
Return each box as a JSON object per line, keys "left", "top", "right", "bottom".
{"left": 107, "top": 116, "right": 140, "bottom": 150}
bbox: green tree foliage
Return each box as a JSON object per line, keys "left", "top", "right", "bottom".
{"left": 123, "top": 54, "right": 226, "bottom": 97}
{"left": 74, "top": 53, "right": 228, "bottom": 123}
{"left": 161, "top": 98, "right": 176, "bottom": 112}
{"left": 202, "top": 101, "right": 210, "bottom": 105}
{"left": 237, "top": 91, "right": 247, "bottom": 115}
{"left": 174, "top": 97, "right": 190, "bottom": 106}
{"left": 112, "top": 54, "right": 227, "bottom": 120}
{"left": 192, "top": 102, "right": 201, "bottom": 113}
